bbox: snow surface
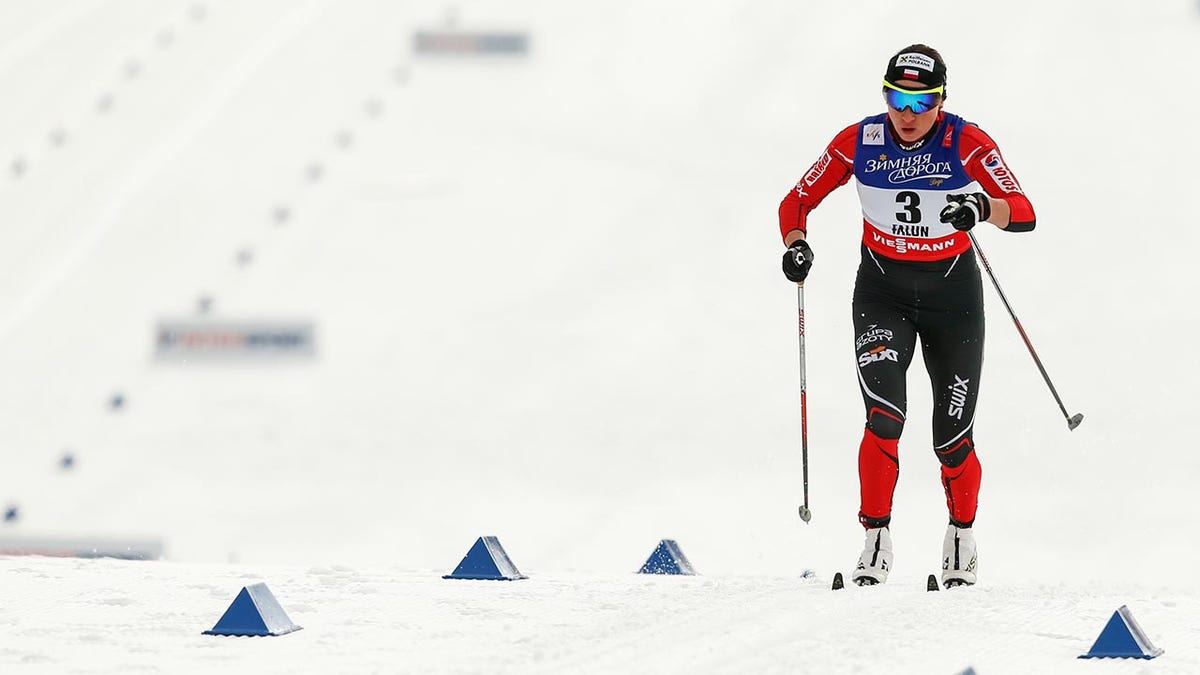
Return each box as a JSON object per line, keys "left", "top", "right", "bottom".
{"left": 0, "top": 0, "right": 1198, "bottom": 672}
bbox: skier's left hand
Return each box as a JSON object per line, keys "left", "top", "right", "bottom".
{"left": 939, "top": 193, "right": 992, "bottom": 231}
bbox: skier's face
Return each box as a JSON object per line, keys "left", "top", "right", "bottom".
{"left": 884, "top": 80, "right": 943, "bottom": 143}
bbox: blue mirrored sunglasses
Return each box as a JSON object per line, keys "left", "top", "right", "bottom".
{"left": 882, "top": 80, "right": 944, "bottom": 113}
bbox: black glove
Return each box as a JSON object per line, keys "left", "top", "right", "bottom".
{"left": 939, "top": 193, "right": 992, "bottom": 231}
{"left": 781, "top": 239, "right": 814, "bottom": 283}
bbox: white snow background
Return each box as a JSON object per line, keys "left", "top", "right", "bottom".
{"left": 1, "top": 1, "right": 1198, "bottom": 673}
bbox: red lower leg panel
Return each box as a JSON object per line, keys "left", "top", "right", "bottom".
{"left": 858, "top": 429, "right": 899, "bottom": 526}
{"left": 940, "top": 445, "right": 982, "bottom": 526}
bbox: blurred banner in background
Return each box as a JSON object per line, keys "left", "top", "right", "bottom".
{"left": 413, "top": 30, "right": 530, "bottom": 56}
{"left": 154, "top": 319, "right": 317, "bottom": 361}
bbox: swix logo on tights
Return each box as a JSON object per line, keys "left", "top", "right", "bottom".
{"left": 947, "top": 375, "right": 970, "bottom": 419}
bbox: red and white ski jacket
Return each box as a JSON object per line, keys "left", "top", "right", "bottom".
{"left": 779, "top": 112, "right": 1036, "bottom": 262}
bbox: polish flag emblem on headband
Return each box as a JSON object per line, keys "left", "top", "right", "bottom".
{"left": 903, "top": 69, "right": 921, "bottom": 79}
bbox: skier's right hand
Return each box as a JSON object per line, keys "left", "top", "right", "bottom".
{"left": 782, "top": 239, "right": 814, "bottom": 283}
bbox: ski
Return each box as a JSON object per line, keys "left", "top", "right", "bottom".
{"left": 828, "top": 572, "right": 970, "bottom": 591}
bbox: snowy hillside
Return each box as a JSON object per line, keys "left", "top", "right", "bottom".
{"left": 0, "top": 0, "right": 1198, "bottom": 672}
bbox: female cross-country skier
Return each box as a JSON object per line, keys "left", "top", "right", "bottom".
{"left": 777, "top": 44, "right": 1036, "bottom": 587}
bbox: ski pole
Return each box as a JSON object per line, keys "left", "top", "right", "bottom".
{"left": 796, "top": 284, "right": 812, "bottom": 522}
{"left": 968, "top": 231, "right": 1083, "bottom": 431}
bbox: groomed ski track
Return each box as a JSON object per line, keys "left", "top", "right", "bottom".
{"left": 3, "top": 556, "right": 1196, "bottom": 674}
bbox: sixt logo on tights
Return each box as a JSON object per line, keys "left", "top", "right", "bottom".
{"left": 858, "top": 345, "right": 898, "bottom": 368}
{"left": 947, "top": 375, "right": 970, "bottom": 419}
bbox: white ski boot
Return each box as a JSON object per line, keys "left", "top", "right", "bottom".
{"left": 941, "top": 523, "right": 977, "bottom": 587}
{"left": 851, "top": 527, "right": 893, "bottom": 586}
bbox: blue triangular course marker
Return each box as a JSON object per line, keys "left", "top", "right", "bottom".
{"left": 443, "top": 536, "right": 527, "bottom": 580}
{"left": 638, "top": 539, "right": 696, "bottom": 575}
{"left": 1078, "top": 605, "right": 1163, "bottom": 659}
{"left": 202, "top": 582, "right": 302, "bottom": 637}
